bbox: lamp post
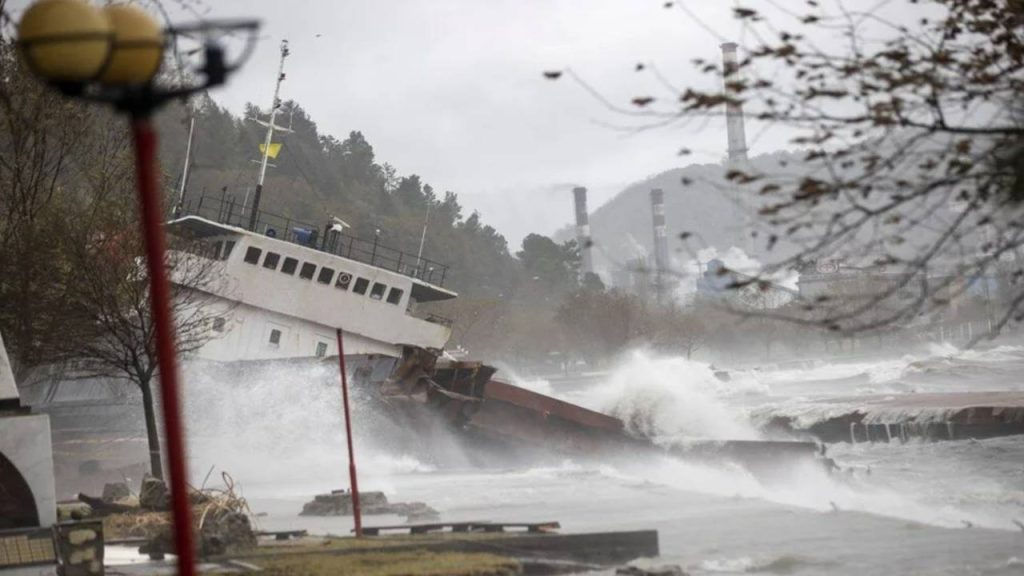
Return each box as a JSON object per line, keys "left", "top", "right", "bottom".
{"left": 17, "top": 3, "right": 259, "bottom": 575}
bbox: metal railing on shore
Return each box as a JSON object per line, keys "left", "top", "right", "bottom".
{"left": 177, "top": 194, "right": 449, "bottom": 287}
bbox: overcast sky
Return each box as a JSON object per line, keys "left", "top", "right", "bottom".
{"left": 9, "top": 1, "right": 805, "bottom": 246}
{"left": 187, "top": 0, "right": 776, "bottom": 247}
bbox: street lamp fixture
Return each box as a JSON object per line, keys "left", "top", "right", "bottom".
{"left": 97, "top": 4, "right": 165, "bottom": 86}
{"left": 16, "top": 0, "right": 112, "bottom": 84}
{"left": 16, "top": 3, "right": 259, "bottom": 576}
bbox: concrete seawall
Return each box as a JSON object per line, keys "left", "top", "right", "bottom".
{"left": 764, "top": 391, "right": 1024, "bottom": 443}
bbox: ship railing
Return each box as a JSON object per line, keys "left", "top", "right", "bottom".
{"left": 177, "top": 194, "right": 449, "bottom": 287}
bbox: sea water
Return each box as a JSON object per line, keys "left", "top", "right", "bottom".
{"left": 179, "top": 342, "right": 1024, "bottom": 575}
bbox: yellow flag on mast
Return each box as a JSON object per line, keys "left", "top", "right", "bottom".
{"left": 259, "top": 142, "right": 282, "bottom": 159}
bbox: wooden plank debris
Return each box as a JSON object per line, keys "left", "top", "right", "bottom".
{"left": 359, "top": 521, "right": 561, "bottom": 536}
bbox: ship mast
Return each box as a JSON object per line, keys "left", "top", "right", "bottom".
{"left": 248, "top": 39, "right": 292, "bottom": 231}
{"left": 173, "top": 113, "right": 195, "bottom": 217}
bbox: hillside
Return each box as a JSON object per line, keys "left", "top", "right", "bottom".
{"left": 560, "top": 151, "right": 804, "bottom": 280}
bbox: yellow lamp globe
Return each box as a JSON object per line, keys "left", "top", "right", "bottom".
{"left": 98, "top": 4, "right": 165, "bottom": 86}
{"left": 17, "top": 0, "right": 112, "bottom": 83}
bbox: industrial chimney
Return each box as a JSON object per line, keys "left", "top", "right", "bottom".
{"left": 721, "top": 42, "right": 749, "bottom": 163}
{"left": 573, "top": 186, "right": 594, "bottom": 277}
{"left": 650, "top": 188, "right": 669, "bottom": 303}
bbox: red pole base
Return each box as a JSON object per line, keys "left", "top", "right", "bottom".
{"left": 336, "top": 328, "right": 362, "bottom": 537}
{"left": 132, "top": 116, "right": 197, "bottom": 575}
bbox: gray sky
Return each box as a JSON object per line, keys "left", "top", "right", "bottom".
{"left": 191, "top": 0, "right": 765, "bottom": 247}
{"left": 8, "top": 0, "right": 800, "bottom": 246}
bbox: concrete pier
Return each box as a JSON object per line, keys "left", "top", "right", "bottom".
{"left": 765, "top": 391, "right": 1024, "bottom": 443}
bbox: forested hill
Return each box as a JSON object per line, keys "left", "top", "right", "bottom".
{"left": 154, "top": 95, "right": 519, "bottom": 298}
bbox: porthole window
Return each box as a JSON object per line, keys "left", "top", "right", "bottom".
{"left": 315, "top": 342, "right": 328, "bottom": 358}
{"left": 317, "top": 267, "right": 335, "bottom": 285}
{"left": 336, "top": 272, "right": 352, "bottom": 290}
{"left": 369, "top": 282, "right": 386, "bottom": 301}
{"left": 352, "top": 277, "right": 370, "bottom": 295}
{"left": 268, "top": 329, "right": 282, "bottom": 346}
{"left": 299, "top": 262, "right": 317, "bottom": 280}
{"left": 243, "top": 246, "right": 262, "bottom": 264}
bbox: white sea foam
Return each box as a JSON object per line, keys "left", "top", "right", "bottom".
{"left": 179, "top": 359, "right": 451, "bottom": 493}
{"left": 175, "top": 345, "right": 1024, "bottom": 536}
{"left": 587, "top": 350, "right": 762, "bottom": 442}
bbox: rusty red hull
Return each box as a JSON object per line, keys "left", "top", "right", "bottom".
{"left": 465, "top": 380, "right": 629, "bottom": 455}
{"left": 369, "top": 349, "right": 825, "bottom": 475}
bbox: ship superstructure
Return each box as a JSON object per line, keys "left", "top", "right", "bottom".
{"left": 169, "top": 196, "right": 456, "bottom": 363}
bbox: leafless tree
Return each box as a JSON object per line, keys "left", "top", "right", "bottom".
{"left": 0, "top": 33, "right": 229, "bottom": 478}
{"left": 0, "top": 39, "right": 96, "bottom": 377}
{"left": 61, "top": 197, "right": 230, "bottom": 479}
{"left": 552, "top": 0, "right": 1024, "bottom": 340}
{"left": 641, "top": 305, "right": 708, "bottom": 359}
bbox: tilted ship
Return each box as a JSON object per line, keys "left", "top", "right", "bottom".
{"left": 163, "top": 195, "right": 824, "bottom": 476}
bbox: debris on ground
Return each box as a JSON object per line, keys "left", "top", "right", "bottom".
{"left": 138, "top": 472, "right": 256, "bottom": 558}
{"left": 77, "top": 471, "right": 257, "bottom": 559}
{"left": 299, "top": 490, "right": 439, "bottom": 521}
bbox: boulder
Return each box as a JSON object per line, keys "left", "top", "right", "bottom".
{"left": 102, "top": 482, "right": 131, "bottom": 503}
{"left": 300, "top": 491, "right": 438, "bottom": 518}
{"left": 138, "top": 475, "right": 169, "bottom": 511}
{"left": 200, "top": 511, "right": 257, "bottom": 556}
{"left": 141, "top": 511, "right": 256, "bottom": 559}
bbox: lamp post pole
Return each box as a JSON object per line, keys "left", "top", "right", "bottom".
{"left": 17, "top": 5, "right": 260, "bottom": 575}
{"left": 131, "top": 113, "right": 197, "bottom": 576}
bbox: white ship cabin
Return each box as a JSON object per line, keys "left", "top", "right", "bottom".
{"left": 167, "top": 213, "right": 457, "bottom": 363}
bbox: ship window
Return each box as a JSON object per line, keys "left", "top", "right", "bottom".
{"left": 386, "top": 287, "right": 404, "bottom": 305}
{"left": 212, "top": 318, "right": 226, "bottom": 332}
{"left": 315, "top": 342, "right": 328, "bottom": 358}
{"left": 352, "top": 277, "right": 370, "bottom": 295}
{"left": 263, "top": 252, "right": 281, "bottom": 270}
{"left": 243, "top": 246, "right": 262, "bottom": 264}
{"left": 222, "top": 240, "right": 236, "bottom": 260}
{"left": 369, "top": 282, "right": 386, "bottom": 301}
{"left": 281, "top": 257, "right": 298, "bottom": 275}
{"left": 317, "top": 267, "right": 335, "bottom": 285}
{"left": 212, "top": 241, "right": 223, "bottom": 259}
{"left": 268, "top": 329, "right": 281, "bottom": 346}
{"left": 336, "top": 272, "right": 352, "bottom": 290}
{"left": 299, "top": 262, "right": 317, "bottom": 280}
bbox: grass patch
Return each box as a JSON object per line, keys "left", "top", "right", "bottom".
{"left": 243, "top": 533, "right": 516, "bottom": 556}
{"left": 248, "top": 550, "right": 521, "bottom": 576}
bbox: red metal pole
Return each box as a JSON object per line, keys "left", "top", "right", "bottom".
{"left": 335, "top": 328, "right": 362, "bottom": 537}
{"left": 131, "top": 116, "right": 197, "bottom": 575}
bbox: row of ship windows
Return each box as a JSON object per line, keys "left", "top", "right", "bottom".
{"left": 242, "top": 245, "right": 404, "bottom": 305}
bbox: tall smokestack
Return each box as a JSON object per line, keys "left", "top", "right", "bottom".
{"left": 573, "top": 186, "right": 593, "bottom": 277}
{"left": 650, "top": 188, "right": 669, "bottom": 303}
{"left": 721, "top": 42, "right": 749, "bottom": 163}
